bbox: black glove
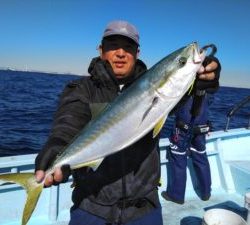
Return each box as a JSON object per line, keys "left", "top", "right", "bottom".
{"left": 195, "top": 56, "right": 221, "bottom": 93}
{"left": 35, "top": 137, "right": 71, "bottom": 183}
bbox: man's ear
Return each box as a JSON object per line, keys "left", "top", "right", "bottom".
{"left": 136, "top": 48, "right": 140, "bottom": 59}
{"left": 98, "top": 45, "right": 103, "bottom": 58}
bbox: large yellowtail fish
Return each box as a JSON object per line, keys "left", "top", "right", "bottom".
{"left": 0, "top": 42, "right": 207, "bottom": 225}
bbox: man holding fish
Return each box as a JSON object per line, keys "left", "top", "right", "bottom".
{"left": 0, "top": 20, "right": 221, "bottom": 225}
{"left": 35, "top": 20, "right": 220, "bottom": 225}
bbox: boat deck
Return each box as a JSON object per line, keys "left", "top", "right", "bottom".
{"left": 1, "top": 189, "right": 245, "bottom": 225}
{"left": 1, "top": 128, "right": 250, "bottom": 225}
{"left": 160, "top": 188, "right": 244, "bottom": 225}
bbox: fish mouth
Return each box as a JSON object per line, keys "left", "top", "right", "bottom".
{"left": 191, "top": 42, "right": 206, "bottom": 64}
{"left": 192, "top": 43, "right": 217, "bottom": 64}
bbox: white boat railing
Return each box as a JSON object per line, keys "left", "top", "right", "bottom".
{"left": 0, "top": 128, "right": 250, "bottom": 225}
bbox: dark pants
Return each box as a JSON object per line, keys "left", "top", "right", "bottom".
{"left": 69, "top": 207, "right": 163, "bottom": 225}
{"left": 166, "top": 131, "right": 211, "bottom": 202}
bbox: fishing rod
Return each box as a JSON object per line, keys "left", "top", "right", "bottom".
{"left": 225, "top": 95, "right": 250, "bottom": 131}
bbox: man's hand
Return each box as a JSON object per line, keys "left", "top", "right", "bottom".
{"left": 35, "top": 167, "right": 65, "bottom": 187}
{"left": 35, "top": 141, "right": 71, "bottom": 187}
{"left": 197, "top": 59, "right": 219, "bottom": 81}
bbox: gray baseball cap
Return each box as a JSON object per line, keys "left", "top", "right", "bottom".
{"left": 102, "top": 20, "right": 140, "bottom": 45}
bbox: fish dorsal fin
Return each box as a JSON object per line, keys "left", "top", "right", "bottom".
{"left": 153, "top": 115, "right": 168, "bottom": 138}
{"left": 0, "top": 172, "right": 43, "bottom": 225}
{"left": 90, "top": 103, "right": 109, "bottom": 119}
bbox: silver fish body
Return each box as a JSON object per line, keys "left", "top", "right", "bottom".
{"left": 50, "top": 42, "right": 206, "bottom": 173}
{"left": 0, "top": 42, "right": 207, "bottom": 225}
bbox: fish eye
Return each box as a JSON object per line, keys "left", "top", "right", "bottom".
{"left": 178, "top": 57, "right": 187, "bottom": 66}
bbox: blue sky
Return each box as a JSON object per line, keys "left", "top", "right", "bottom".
{"left": 0, "top": 0, "right": 249, "bottom": 88}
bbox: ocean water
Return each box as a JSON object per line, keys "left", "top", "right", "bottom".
{"left": 0, "top": 70, "right": 250, "bottom": 156}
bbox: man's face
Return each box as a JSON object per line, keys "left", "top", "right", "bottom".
{"left": 100, "top": 35, "right": 139, "bottom": 79}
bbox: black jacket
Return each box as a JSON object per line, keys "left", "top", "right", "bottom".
{"left": 36, "top": 57, "right": 161, "bottom": 223}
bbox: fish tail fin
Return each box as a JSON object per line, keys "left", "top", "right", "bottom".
{"left": 0, "top": 172, "right": 43, "bottom": 225}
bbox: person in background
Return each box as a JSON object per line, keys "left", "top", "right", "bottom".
{"left": 161, "top": 56, "right": 221, "bottom": 204}
{"left": 35, "top": 20, "right": 220, "bottom": 225}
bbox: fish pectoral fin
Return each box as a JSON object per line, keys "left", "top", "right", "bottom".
{"left": 141, "top": 97, "right": 159, "bottom": 122}
{"left": 153, "top": 115, "right": 168, "bottom": 138}
{"left": 187, "top": 79, "right": 195, "bottom": 95}
{"left": 0, "top": 172, "right": 43, "bottom": 225}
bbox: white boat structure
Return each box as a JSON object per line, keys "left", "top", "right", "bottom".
{"left": 0, "top": 96, "right": 250, "bottom": 225}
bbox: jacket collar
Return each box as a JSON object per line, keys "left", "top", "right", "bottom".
{"left": 88, "top": 57, "right": 147, "bottom": 89}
